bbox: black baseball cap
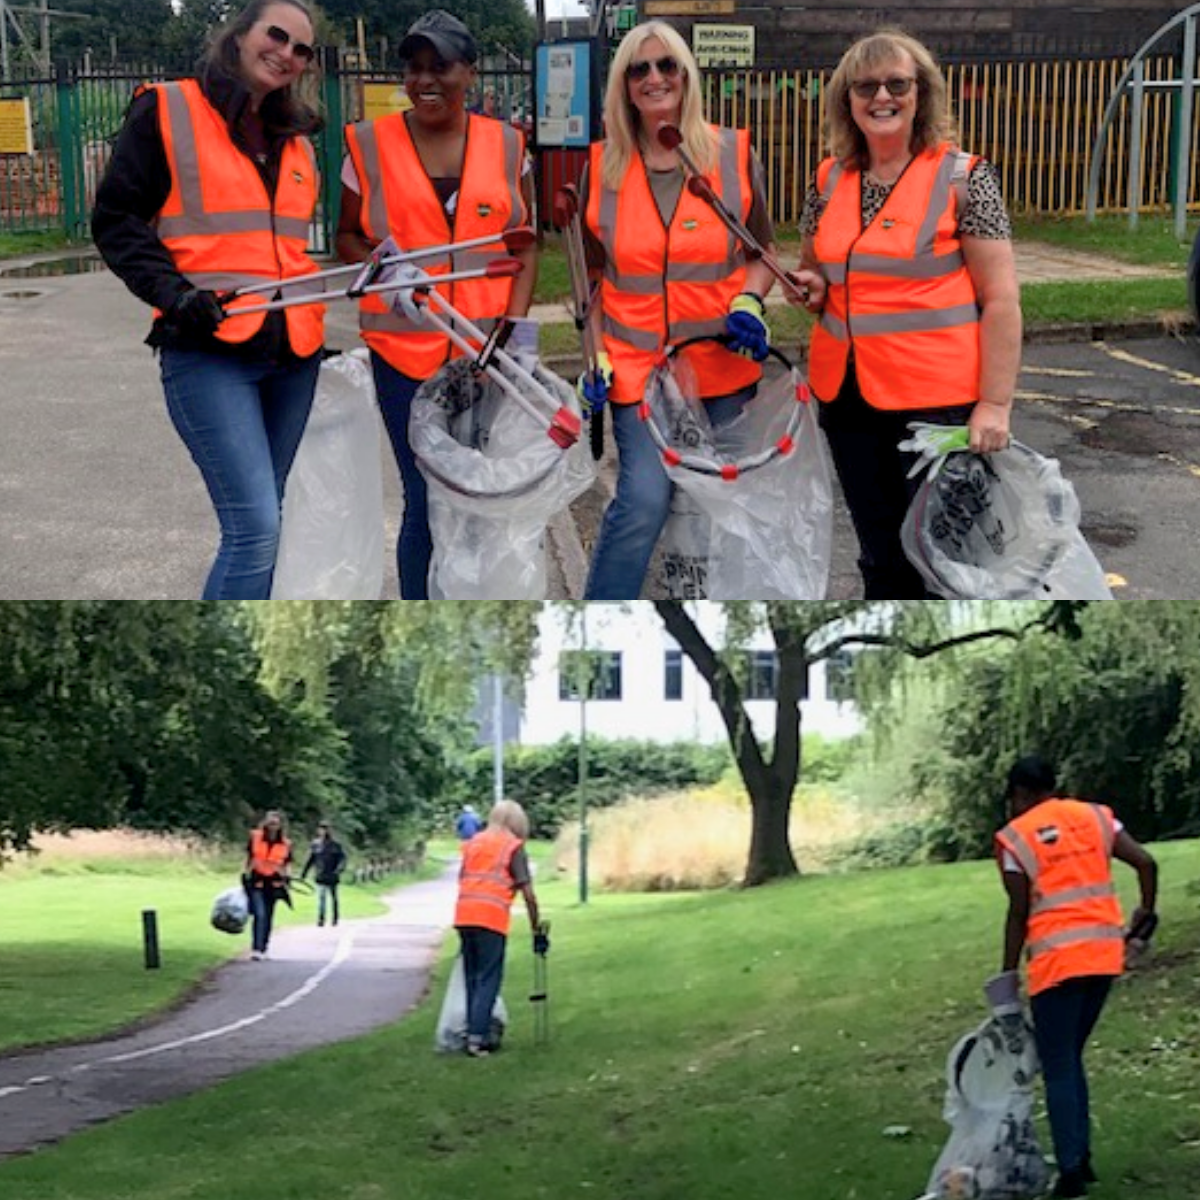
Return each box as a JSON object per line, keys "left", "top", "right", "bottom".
{"left": 399, "top": 10, "right": 477, "bottom": 65}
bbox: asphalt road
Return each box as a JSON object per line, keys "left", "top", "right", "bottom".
{"left": 2, "top": 256, "right": 1197, "bottom": 598}
{"left": 0, "top": 869, "right": 457, "bottom": 1160}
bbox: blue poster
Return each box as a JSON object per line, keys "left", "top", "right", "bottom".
{"left": 535, "top": 41, "right": 594, "bottom": 149}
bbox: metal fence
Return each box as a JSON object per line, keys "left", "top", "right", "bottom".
{"left": 2, "top": 51, "right": 1197, "bottom": 243}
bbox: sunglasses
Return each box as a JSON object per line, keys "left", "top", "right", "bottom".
{"left": 850, "top": 76, "right": 916, "bottom": 100}
{"left": 626, "top": 55, "right": 680, "bottom": 82}
{"left": 264, "top": 24, "right": 315, "bottom": 64}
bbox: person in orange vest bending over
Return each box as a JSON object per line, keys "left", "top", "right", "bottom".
{"left": 244, "top": 809, "right": 294, "bottom": 961}
{"left": 336, "top": 10, "right": 538, "bottom": 599}
{"left": 995, "top": 756, "right": 1158, "bottom": 1198}
{"left": 788, "top": 29, "right": 1022, "bottom": 599}
{"left": 454, "top": 799, "right": 545, "bottom": 1057}
{"left": 579, "top": 20, "right": 779, "bottom": 600}
{"left": 93, "top": 0, "right": 325, "bottom": 599}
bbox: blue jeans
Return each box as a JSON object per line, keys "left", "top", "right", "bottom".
{"left": 370, "top": 353, "right": 431, "bottom": 599}
{"left": 248, "top": 885, "right": 282, "bottom": 954}
{"left": 585, "top": 388, "right": 752, "bottom": 599}
{"left": 1030, "top": 974, "right": 1114, "bottom": 1175}
{"left": 458, "top": 926, "right": 508, "bottom": 1045}
{"left": 160, "top": 348, "right": 320, "bottom": 599}
{"left": 316, "top": 881, "right": 339, "bottom": 925}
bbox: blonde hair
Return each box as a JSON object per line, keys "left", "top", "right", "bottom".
{"left": 824, "top": 28, "right": 956, "bottom": 168}
{"left": 488, "top": 799, "right": 530, "bottom": 840}
{"left": 601, "top": 21, "right": 715, "bottom": 191}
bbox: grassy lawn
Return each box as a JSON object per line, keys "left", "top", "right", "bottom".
{"left": 1, "top": 840, "right": 1197, "bottom": 1199}
{"left": 0, "top": 230, "right": 79, "bottom": 259}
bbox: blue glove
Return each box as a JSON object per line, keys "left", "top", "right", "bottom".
{"left": 725, "top": 292, "right": 770, "bottom": 361}
{"left": 577, "top": 351, "right": 613, "bottom": 419}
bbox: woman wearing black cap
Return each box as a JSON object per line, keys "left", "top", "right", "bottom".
{"left": 336, "top": 10, "right": 538, "bottom": 599}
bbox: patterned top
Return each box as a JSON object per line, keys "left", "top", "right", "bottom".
{"left": 799, "top": 158, "right": 1012, "bottom": 240}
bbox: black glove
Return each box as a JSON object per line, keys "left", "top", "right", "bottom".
{"left": 167, "top": 287, "right": 226, "bottom": 336}
{"left": 533, "top": 928, "right": 550, "bottom": 956}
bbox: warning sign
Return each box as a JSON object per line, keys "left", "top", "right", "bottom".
{"left": 692, "top": 24, "right": 755, "bottom": 69}
{"left": 362, "top": 83, "right": 411, "bottom": 119}
{"left": 0, "top": 97, "right": 33, "bottom": 155}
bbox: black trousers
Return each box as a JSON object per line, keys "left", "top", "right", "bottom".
{"left": 819, "top": 367, "right": 975, "bottom": 599}
{"left": 458, "top": 926, "right": 508, "bottom": 1045}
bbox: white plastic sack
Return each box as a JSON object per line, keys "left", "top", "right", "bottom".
{"left": 900, "top": 430, "right": 1111, "bottom": 600}
{"left": 434, "top": 954, "right": 510, "bottom": 1054}
{"left": 211, "top": 885, "right": 249, "bottom": 935}
{"left": 648, "top": 353, "right": 833, "bottom": 599}
{"left": 272, "top": 350, "right": 385, "bottom": 599}
{"left": 924, "top": 1017, "right": 1051, "bottom": 1200}
{"left": 411, "top": 358, "right": 595, "bottom": 599}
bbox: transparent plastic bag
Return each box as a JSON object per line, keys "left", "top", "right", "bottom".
{"left": 646, "top": 346, "right": 833, "bottom": 600}
{"left": 210, "top": 885, "right": 249, "bottom": 935}
{"left": 434, "top": 954, "right": 509, "bottom": 1054}
{"left": 411, "top": 358, "right": 595, "bottom": 599}
{"left": 900, "top": 427, "right": 1111, "bottom": 599}
{"left": 272, "top": 350, "right": 385, "bottom": 599}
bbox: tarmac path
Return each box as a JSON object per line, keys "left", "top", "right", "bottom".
{"left": 0, "top": 868, "right": 457, "bottom": 1160}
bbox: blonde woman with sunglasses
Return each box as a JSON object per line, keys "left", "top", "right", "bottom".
{"left": 578, "top": 20, "right": 778, "bottom": 599}
{"left": 93, "top": 0, "right": 325, "bottom": 599}
{"left": 790, "top": 28, "right": 1022, "bottom": 599}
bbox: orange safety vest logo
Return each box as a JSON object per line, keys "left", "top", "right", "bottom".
{"left": 149, "top": 80, "right": 323, "bottom": 357}
{"left": 585, "top": 126, "right": 762, "bottom": 405}
{"left": 454, "top": 827, "right": 521, "bottom": 936}
{"left": 345, "top": 112, "right": 527, "bottom": 380}
{"left": 808, "top": 143, "right": 981, "bottom": 410}
{"left": 995, "top": 797, "right": 1125, "bottom": 996}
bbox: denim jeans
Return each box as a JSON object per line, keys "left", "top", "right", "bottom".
{"left": 585, "top": 388, "right": 752, "bottom": 599}
{"left": 818, "top": 367, "right": 974, "bottom": 599}
{"left": 370, "top": 353, "right": 431, "bottom": 599}
{"left": 458, "top": 926, "right": 508, "bottom": 1045}
{"left": 248, "top": 885, "right": 281, "bottom": 954}
{"left": 1030, "top": 974, "right": 1114, "bottom": 1175}
{"left": 316, "top": 881, "right": 339, "bottom": 925}
{"left": 160, "top": 348, "right": 320, "bottom": 599}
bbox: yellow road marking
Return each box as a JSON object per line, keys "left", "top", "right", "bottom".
{"left": 1015, "top": 389, "right": 1200, "bottom": 419}
{"left": 1095, "top": 342, "right": 1200, "bottom": 387}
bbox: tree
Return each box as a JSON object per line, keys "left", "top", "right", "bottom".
{"left": 652, "top": 601, "right": 1083, "bottom": 887}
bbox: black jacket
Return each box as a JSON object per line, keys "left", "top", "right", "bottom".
{"left": 302, "top": 837, "right": 347, "bottom": 886}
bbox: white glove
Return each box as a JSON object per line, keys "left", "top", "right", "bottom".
{"left": 388, "top": 261, "right": 431, "bottom": 324}
{"left": 504, "top": 316, "right": 540, "bottom": 372}
{"left": 897, "top": 422, "right": 971, "bottom": 479}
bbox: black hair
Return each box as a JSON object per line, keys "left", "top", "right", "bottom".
{"left": 1005, "top": 755, "right": 1057, "bottom": 798}
{"left": 198, "top": 0, "right": 322, "bottom": 138}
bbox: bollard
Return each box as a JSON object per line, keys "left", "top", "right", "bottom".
{"left": 142, "top": 909, "right": 161, "bottom": 970}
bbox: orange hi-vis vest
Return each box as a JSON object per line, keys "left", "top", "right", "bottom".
{"left": 149, "top": 80, "right": 324, "bottom": 357}
{"left": 345, "top": 112, "right": 527, "bottom": 380}
{"left": 454, "top": 827, "right": 522, "bottom": 936}
{"left": 995, "top": 797, "right": 1125, "bottom": 996}
{"left": 585, "top": 127, "right": 762, "bottom": 405}
{"left": 249, "top": 829, "right": 291, "bottom": 878}
{"left": 809, "top": 143, "right": 980, "bottom": 410}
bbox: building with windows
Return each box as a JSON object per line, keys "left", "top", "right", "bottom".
{"left": 515, "top": 603, "right": 861, "bottom": 746}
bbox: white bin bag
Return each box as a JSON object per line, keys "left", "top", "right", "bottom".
{"left": 210, "top": 885, "right": 249, "bottom": 935}
{"left": 272, "top": 349, "right": 385, "bottom": 599}
{"left": 411, "top": 358, "right": 595, "bottom": 599}
{"left": 900, "top": 426, "right": 1111, "bottom": 600}
{"left": 645, "top": 339, "right": 833, "bottom": 600}
{"left": 434, "top": 954, "right": 510, "bottom": 1054}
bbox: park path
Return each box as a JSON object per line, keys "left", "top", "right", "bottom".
{"left": 0, "top": 866, "right": 458, "bottom": 1159}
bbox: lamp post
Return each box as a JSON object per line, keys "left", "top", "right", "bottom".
{"left": 492, "top": 672, "right": 504, "bottom": 804}
{"left": 577, "top": 606, "right": 589, "bottom": 904}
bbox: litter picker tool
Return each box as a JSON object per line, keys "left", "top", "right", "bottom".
{"left": 530, "top": 921, "right": 550, "bottom": 1046}
{"left": 656, "top": 123, "right": 809, "bottom": 304}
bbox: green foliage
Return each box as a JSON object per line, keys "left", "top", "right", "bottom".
{"left": 444, "top": 737, "right": 731, "bottom": 837}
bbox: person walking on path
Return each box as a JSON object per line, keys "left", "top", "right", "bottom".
{"left": 300, "top": 821, "right": 347, "bottom": 926}
{"left": 92, "top": 0, "right": 325, "bottom": 599}
{"left": 789, "top": 28, "right": 1022, "bottom": 599}
{"left": 455, "top": 804, "right": 482, "bottom": 841}
{"left": 994, "top": 755, "right": 1159, "bottom": 1198}
{"left": 454, "top": 799, "right": 546, "bottom": 1056}
{"left": 244, "top": 809, "right": 295, "bottom": 959}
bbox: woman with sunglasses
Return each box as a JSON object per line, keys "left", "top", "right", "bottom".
{"left": 336, "top": 9, "right": 537, "bottom": 599}
{"left": 93, "top": 0, "right": 324, "bottom": 599}
{"left": 789, "top": 27, "right": 1021, "bottom": 599}
{"left": 579, "top": 20, "right": 779, "bottom": 600}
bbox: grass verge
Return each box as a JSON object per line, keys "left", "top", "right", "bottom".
{"left": 1, "top": 841, "right": 1197, "bottom": 1199}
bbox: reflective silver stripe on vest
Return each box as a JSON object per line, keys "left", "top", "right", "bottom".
{"left": 603, "top": 264, "right": 661, "bottom": 295}
{"left": 1027, "top": 923, "right": 1125, "bottom": 959}
{"left": 845, "top": 251, "right": 965, "bottom": 279}
{"left": 499, "top": 122, "right": 524, "bottom": 227}
{"left": 999, "top": 824, "right": 1040, "bottom": 879}
{"left": 822, "top": 263, "right": 847, "bottom": 285}
{"left": 667, "top": 260, "right": 734, "bottom": 283}
{"left": 602, "top": 313, "right": 659, "bottom": 350}
{"left": 820, "top": 160, "right": 844, "bottom": 203}
{"left": 157, "top": 211, "right": 275, "bottom": 237}
{"left": 162, "top": 83, "right": 204, "bottom": 217}
{"left": 817, "top": 310, "right": 848, "bottom": 341}
{"left": 183, "top": 270, "right": 280, "bottom": 291}
{"left": 1089, "top": 803, "right": 1115, "bottom": 853}
{"left": 1030, "top": 881, "right": 1118, "bottom": 918}
{"left": 352, "top": 120, "right": 389, "bottom": 241}
{"left": 847, "top": 303, "right": 980, "bottom": 336}
{"left": 715, "top": 126, "right": 744, "bottom": 262}
{"left": 950, "top": 150, "right": 971, "bottom": 219}
{"left": 914, "top": 150, "right": 962, "bottom": 258}
{"left": 669, "top": 316, "right": 726, "bottom": 341}
{"left": 361, "top": 310, "right": 499, "bottom": 337}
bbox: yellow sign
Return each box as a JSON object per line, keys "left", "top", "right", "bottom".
{"left": 0, "top": 97, "right": 33, "bottom": 155}
{"left": 644, "top": 0, "right": 736, "bottom": 15}
{"left": 362, "top": 82, "right": 412, "bottom": 120}
{"left": 692, "top": 23, "right": 755, "bottom": 68}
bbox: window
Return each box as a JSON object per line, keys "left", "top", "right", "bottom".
{"left": 825, "top": 649, "right": 855, "bottom": 703}
{"left": 664, "top": 649, "right": 683, "bottom": 701}
{"left": 559, "top": 651, "right": 623, "bottom": 700}
{"left": 745, "top": 650, "right": 778, "bottom": 700}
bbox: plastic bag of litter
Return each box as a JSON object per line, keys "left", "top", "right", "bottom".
{"left": 434, "top": 954, "right": 509, "bottom": 1054}
{"left": 210, "top": 885, "right": 249, "bottom": 935}
{"left": 411, "top": 358, "right": 594, "bottom": 599}
{"left": 272, "top": 350, "right": 385, "bottom": 599}
{"left": 900, "top": 425, "right": 1111, "bottom": 599}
